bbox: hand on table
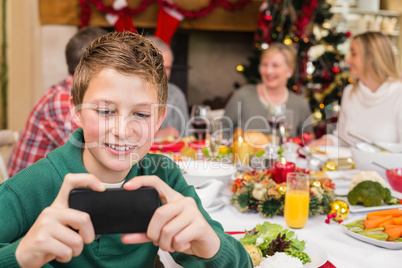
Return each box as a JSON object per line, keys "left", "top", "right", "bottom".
{"left": 122, "top": 176, "right": 220, "bottom": 259}
{"left": 15, "top": 174, "right": 106, "bottom": 268}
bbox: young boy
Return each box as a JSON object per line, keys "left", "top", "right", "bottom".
{"left": 0, "top": 32, "right": 251, "bottom": 267}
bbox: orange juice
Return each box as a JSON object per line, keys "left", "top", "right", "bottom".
{"left": 284, "top": 190, "right": 309, "bottom": 228}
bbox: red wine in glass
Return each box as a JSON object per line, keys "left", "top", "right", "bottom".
{"left": 192, "top": 119, "right": 208, "bottom": 140}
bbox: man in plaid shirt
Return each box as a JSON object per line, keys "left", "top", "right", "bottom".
{"left": 7, "top": 26, "right": 107, "bottom": 178}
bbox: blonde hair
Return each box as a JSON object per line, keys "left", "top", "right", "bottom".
{"left": 72, "top": 31, "right": 168, "bottom": 114}
{"left": 260, "top": 42, "right": 297, "bottom": 70}
{"left": 352, "top": 31, "right": 400, "bottom": 85}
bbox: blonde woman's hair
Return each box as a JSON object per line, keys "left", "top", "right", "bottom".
{"left": 260, "top": 42, "right": 297, "bottom": 70}
{"left": 353, "top": 31, "right": 400, "bottom": 85}
{"left": 72, "top": 31, "right": 168, "bottom": 115}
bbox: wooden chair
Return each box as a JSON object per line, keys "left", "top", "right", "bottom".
{"left": 0, "top": 130, "right": 19, "bottom": 183}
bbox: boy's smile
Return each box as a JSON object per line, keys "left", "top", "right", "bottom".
{"left": 72, "top": 68, "right": 165, "bottom": 182}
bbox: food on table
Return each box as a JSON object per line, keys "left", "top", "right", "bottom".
{"left": 239, "top": 222, "right": 311, "bottom": 265}
{"left": 180, "top": 146, "right": 197, "bottom": 159}
{"left": 347, "top": 180, "right": 399, "bottom": 207}
{"left": 309, "top": 146, "right": 327, "bottom": 155}
{"left": 256, "top": 252, "right": 303, "bottom": 268}
{"left": 309, "top": 171, "right": 329, "bottom": 179}
{"left": 243, "top": 244, "right": 262, "bottom": 266}
{"left": 232, "top": 127, "right": 271, "bottom": 154}
{"left": 348, "top": 171, "right": 387, "bottom": 191}
{"left": 343, "top": 208, "right": 402, "bottom": 241}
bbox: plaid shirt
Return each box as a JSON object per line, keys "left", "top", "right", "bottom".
{"left": 8, "top": 75, "right": 78, "bottom": 178}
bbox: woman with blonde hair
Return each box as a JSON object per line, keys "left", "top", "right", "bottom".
{"left": 311, "top": 31, "right": 402, "bottom": 146}
{"left": 223, "top": 42, "right": 313, "bottom": 140}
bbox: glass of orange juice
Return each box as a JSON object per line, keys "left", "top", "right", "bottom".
{"left": 284, "top": 172, "right": 310, "bottom": 228}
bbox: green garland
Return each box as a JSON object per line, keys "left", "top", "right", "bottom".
{"left": 231, "top": 169, "right": 335, "bottom": 217}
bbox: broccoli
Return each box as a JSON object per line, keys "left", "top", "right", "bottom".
{"left": 347, "top": 181, "right": 393, "bottom": 207}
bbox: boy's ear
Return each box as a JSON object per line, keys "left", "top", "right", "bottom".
{"left": 70, "top": 97, "right": 83, "bottom": 128}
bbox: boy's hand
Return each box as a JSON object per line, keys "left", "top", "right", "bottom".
{"left": 122, "top": 176, "right": 220, "bottom": 259}
{"left": 15, "top": 174, "right": 106, "bottom": 268}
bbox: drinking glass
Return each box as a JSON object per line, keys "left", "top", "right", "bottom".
{"left": 190, "top": 105, "right": 211, "bottom": 141}
{"left": 279, "top": 109, "right": 294, "bottom": 144}
{"left": 284, "top": 172, "right": 310, "bottom": 229}
{"left": 209, "top": 120, "right": 223, "bottom": 160}
{"left": 267, "top": 104, "right": 286, "bottom": 145}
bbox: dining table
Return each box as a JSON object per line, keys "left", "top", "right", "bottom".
{"left": 207, "top": 185, "right": 402, "bottom": 268}
{"left": 156, "top": 141, "right": 402, "bottom": 267}
{"left": 204, "top": 156, "right": 402, "bottom": 268}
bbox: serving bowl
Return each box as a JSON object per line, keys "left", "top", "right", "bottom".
{"left": 351, "top": 142, "right": 402, "bottom": 179}
{"left": 177, "top": 160, "right": 237, "bottom": 188}
{"left": 386, "top": 168, "right": 402, "bottom": 193}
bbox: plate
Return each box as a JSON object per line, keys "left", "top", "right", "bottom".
{"left": 231, "top": 234, "right": 327, "bottom": 268}
{"left": 326, "top": 169, "right": 361, "bottom": 188}
{"left": 349, "top": 203, "right": 402, "bottom": 213}
{"left": 341, "top": 218, "right": 402, "bottom": 249}
{"left": 205, "top": 198, "right": 225, "bottom": 213}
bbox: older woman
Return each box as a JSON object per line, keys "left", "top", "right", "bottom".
{"left": 223, "top": 42, "right": 313, "bottom": 138}
{"left": 311, "top": 31, "right": 402, "bottom": 146}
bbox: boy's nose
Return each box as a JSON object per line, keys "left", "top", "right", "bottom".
{"left": 111, "top": 116, "right": 134, "bottom": 139}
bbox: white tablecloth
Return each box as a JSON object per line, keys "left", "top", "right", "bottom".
{"left": 207, "top": 184, "right": 402, "bottom": 268}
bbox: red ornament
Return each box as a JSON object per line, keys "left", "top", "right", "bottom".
{"left": 345, "top": 31, "right": 352, "bottom": 37}
{"left": 332, "top": 66, "right": 340, "bottom": 73}
{"left": 264, "top": 14, "right": 273, "bottom": 21}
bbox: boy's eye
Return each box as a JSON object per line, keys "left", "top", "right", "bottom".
{"left": 134, "top": 113, "right": 150, "bottom": 118}
{"left": 97, "top": 110, "right": 114, "bottom": 115}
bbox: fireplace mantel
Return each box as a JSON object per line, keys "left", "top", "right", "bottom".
{"left": 39, "top": 0, "right": 263, "bottom": 32}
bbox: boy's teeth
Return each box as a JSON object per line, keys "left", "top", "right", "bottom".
{"left": 108, "top": 144, "right": 134, "bottom": 151}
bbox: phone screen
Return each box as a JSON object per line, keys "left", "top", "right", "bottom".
{"left": 69, "top": 187, "right": 159, "bottom": 234}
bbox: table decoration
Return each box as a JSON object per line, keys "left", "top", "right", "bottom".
{"left": 231, "top": 169, "right": 335, "bottom": 217}
{"left": 272, "top": 158, "right": 296, "bottom": 183}
{"left": 325, "top": 200, "right": 349, "bottom": 224}
{"left": 232, "top": 136, "right": 250, "bottom": 166}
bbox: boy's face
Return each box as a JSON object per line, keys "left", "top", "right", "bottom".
{"left": 72, "top": 68, "right": 166, "bottom": 180}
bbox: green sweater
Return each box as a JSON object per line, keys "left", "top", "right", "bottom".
{"left": 0, "top": 129, "right": 252, "bottom": 267}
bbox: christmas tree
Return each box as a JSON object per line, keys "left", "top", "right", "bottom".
{"left": 237, "top": 0, "right": 351, "bottom": 137}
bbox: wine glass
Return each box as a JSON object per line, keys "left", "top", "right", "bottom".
{"left": 279, "top": 109, "right": 294, "bottom": 145}
{"left": 190, "top": 105, "right": 211, "bottom": 141}
{"left": 209, "top": 119, "right": 223, "bottom": 160}
{"left": 267, "top": 104, "right": 286, "bottom": 145}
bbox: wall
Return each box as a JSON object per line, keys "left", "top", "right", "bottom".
{"left": 7, "top": 0, "right": 42, "bottom": 131}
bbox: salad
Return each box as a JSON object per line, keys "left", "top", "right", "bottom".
{"left": 239, "top": 222, "right": 311, "bottom": 266}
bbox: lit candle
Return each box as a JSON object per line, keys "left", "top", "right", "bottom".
{"left": 232, "top": 136, "right": 250, "bottom": 165}
{"left": 272, "top": 157, "right": 296, "bottom": 183}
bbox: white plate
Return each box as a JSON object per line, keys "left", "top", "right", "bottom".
{"left": 349, "top": 203, "right": 402, "bottom": 213}
{"left": 231, "top": 234, "right": 327, "bottom": 268}
{"left": 341, "top": 218, "right": 402, "bottom": 249}
{"left": 300, "top": 146, "right": 352, "bottom": 159}
{"left": 205, "top": 198, "right": 225, "bottom": 213}
{"left": 326, "top": 169, "right": 361, "bottom": 188}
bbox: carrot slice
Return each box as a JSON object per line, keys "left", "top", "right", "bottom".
{"left": 384, "top": 227, "right": 402, "bottom": 241}
{"left": 379, "top": 219, "right": 395, "bottom": 227}
{"left": 393, "top": 216, "right": 402, "bottom": 225}
{"left": 363, "top": 215, "right": 393, "bottom": 229}
{"left": 367, "top": 209, "right": 402, "bottom": 219}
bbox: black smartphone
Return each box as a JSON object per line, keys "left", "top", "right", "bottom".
{"left": 68, "top": 187, "right": 159, "bottom": 235}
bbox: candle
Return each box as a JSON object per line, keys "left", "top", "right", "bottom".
{"left": 272, "top": 157, "right": 296, "bottom": 184}
{"left": 232, "top": 136, "right": 250, "bottom": 165}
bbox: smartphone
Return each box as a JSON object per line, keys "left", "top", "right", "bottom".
{"left": 68, "top": 187, "right": 159, "bottom": 235}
